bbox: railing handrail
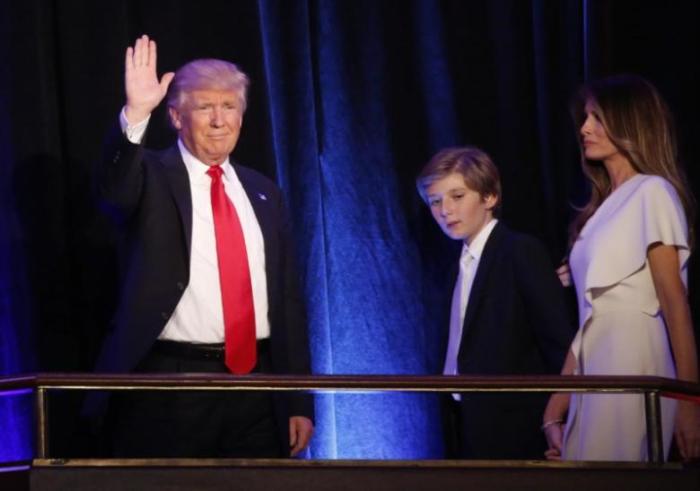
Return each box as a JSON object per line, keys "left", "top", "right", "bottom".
{"left": 3, "top": 372, "right": 698, "bottom": 463}
{"left": 1, "top": 373, "right": 699, "bottom": 401}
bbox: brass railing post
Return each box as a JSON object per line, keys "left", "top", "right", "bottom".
{"left": 35, "top": 386, "right": 48, "bottom": 459}
{"left": 644, "top": 390, "right": 663, "bottom": 463}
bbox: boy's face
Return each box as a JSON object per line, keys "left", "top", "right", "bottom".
{"left": 425, "top": 172, "right": 497, "bottom": 244}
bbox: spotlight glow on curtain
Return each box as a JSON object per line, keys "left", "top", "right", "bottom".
{"left": 258, "top": 0, "right": 444, "bottom": 458}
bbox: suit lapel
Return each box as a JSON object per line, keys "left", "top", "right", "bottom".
{"left": 234, "top": 164, "right": 275, "bottom": 245}
{"left": 159, "top": 146, "right": 193, "bottom": 260}
{"left": 460, "top": 222, "right": 506, "bottom": 337}
{"left": 158, "top": 149, "right": 276, "bottom": 284}
{"left": 447, "top": 261, "right": 459, "bottom": 296}
{"left": 234, "top": 165, "right": 280, "bottom": 319}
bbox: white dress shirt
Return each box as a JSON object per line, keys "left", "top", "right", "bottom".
{"left": 444, "top": 219, "right": 498, "bottom": 384}
{"left": 120, "top": 109, "right": 270, "bottom": 342}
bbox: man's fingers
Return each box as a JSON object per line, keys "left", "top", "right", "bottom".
{"left": 148, "top": 39, "right": 157, "bottom": 70}
{"left": 134, "top": 37, "right": 142, "bottom": 67}
{"left": 289, "top": 422, "right": 298, "bottom": 448}
{"left": 288, "top": 417, "right": 313, "bottom": 457}
{"left": 298, "top": 427, "right": 312, "bottom": 449}
{"left": 134, "top": 35, "right": 149, "bottom": 67}
{"left": 125, "top": 46, "right": 134, "bottom": 73}
{"left": 290, "top": 431, "right": 311, "bottom": 457}
{"left": 160, "top": 72, "right": 175, "bottom": 93}
{"left": 289, "top": 426, "right": 304, "bottom": 456}
{"left": 125, "top": 38, "right": 146, "bottom": 77}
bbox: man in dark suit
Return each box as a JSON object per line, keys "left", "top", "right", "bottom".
{"left": 90, "top": 35, "right": 313, "bottom": 458}
{"left": 416, "top": 147, "right": 574, "bottom": 459}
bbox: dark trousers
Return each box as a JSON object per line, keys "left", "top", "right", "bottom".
{"left": 442, "top": 393, "right": 548, "bottom": 460}
{"left": 441, "top": 395, "right": 462, "bottom": 459}
{"left": 110, "top": 340, "right": 282, "bottom": 458}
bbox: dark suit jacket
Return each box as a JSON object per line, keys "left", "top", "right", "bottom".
{"left": 446, "top": 222, "right": 574, "bottom": 459}
{"left": 88, "top": 125, "right": 313, "bottom": 421}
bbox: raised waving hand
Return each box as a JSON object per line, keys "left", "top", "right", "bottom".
{"left": 124, "top": 35, "right": 175, "bottom": 124}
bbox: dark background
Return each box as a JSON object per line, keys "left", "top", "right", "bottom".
{"left": 1, "top": 0, "right": 698, "bottom": 460}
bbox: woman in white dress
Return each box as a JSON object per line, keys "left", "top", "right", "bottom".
{"left": 542, "top": 75, "right": 700, "bottom": 461}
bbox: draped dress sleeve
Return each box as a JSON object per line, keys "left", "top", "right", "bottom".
{"left": 568, "top": 175, "right": 689, "bottom": 363}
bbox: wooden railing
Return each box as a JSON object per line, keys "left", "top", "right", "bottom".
{"left": 2, "top": 373, "right": 699, "bottom": 463}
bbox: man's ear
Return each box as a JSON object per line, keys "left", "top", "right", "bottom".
{"left": 483, "top": 194, "right": 498, "bottom": 211}
{"left": 168, "top": 107, "right": 182, "bottom": 130}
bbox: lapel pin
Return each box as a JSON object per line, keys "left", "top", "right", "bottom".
{"left": 258, "top": 193, "right": 267, "bottom": 201}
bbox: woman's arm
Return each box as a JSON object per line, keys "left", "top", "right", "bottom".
{"left": 542, "top": 349, "right": 577, "bottom": 459}
{"left": 648, "top": 243, "right": 700, "bottom": 461}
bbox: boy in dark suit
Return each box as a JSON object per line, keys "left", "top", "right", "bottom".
{"left": 416, "top": 147, "right": 574, "bottom": 459}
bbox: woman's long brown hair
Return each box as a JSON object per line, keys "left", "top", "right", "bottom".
{"left": 569, "top": 75, "right": 696, "bottom": 249}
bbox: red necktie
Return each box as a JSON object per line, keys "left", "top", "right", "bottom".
{"left": 207, "top": 165, "right": 256, "bottom": 374}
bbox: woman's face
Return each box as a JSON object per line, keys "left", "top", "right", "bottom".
{"left": 580, "top": 99, "right": 622, "bottom": 163}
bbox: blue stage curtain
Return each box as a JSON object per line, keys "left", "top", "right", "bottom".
{"left": 254, "top": 0, "right": 583, "bottom": 458}
{"left": 0, "top": 2, "right": 34, "bottom": 461}
{"left": 257, "top": 0, "right": 448, "bottom": 458}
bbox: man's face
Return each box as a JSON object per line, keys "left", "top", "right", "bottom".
{"left": 425, "top": 172, "right": 496, "bottom": 244}
{"left": 169, "top": 89, "right": 243, "bottom": 166}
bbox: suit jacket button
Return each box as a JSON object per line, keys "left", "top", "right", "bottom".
{"left": 176, "top": 282, "right": 185, "bottom": 291}
{"left": 161, "top": 312, "right": 169, "bottom": 320}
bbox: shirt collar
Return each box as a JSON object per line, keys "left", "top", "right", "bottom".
{"left": 178, "top": 139, "right": 234, "bottom": 183}
{"left": 462, "top": 218, "right": 498, "bottom": 262}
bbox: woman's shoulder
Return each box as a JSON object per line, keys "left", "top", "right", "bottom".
{"left": 630, "top": 174, "right": 685, "bottom": 220}
{"left": 635, "top": 174, "right": 681, "bottom": 201}
{"left": 614, "top": 173, "right": 689, "bottom": 253}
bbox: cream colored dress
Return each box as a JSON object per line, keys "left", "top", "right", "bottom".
{"left": 562, "top": 174, "right": 689, "bottom": 461}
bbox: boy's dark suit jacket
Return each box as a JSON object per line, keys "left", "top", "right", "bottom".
{"left": 445, "top": 221, "right": 574, "bottom": 459}
{"left": 86, "top": 126, "right": 313, "bottom": 434}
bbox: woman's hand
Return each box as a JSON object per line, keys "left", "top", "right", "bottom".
{"left": 674, "top": 400, "right": 700, "bottom": 461}
{"left": 542, "top": 420, "right": 564, "bottom": 460}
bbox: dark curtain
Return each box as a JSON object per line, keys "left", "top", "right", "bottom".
{"left": 0, "top": 0, "right": 697, "bottom": 460}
